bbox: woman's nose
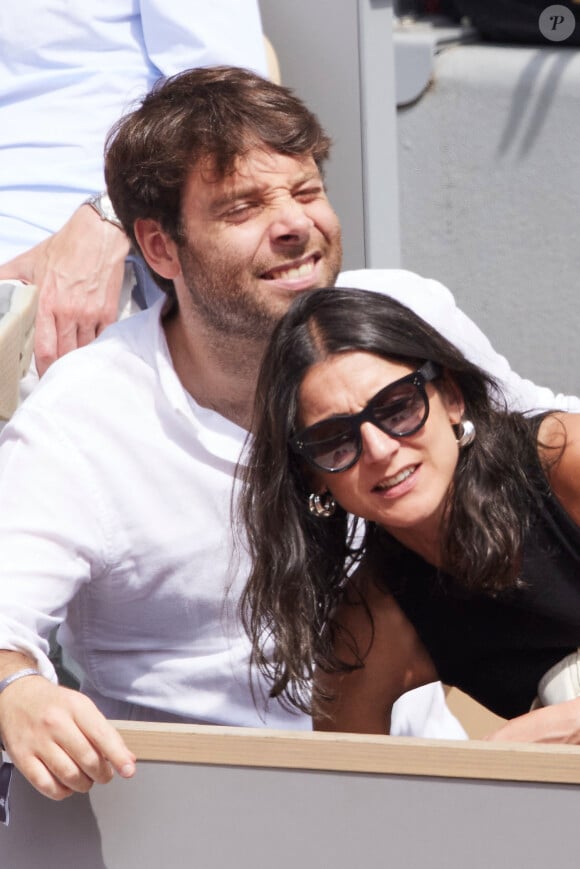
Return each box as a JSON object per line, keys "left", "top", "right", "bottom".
{"left": 359, "top": 421, "right": 400, "bottom": 464}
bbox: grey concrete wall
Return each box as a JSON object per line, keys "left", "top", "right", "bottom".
{"left": 397, "top": 43, "right": 580, "bottom": 396}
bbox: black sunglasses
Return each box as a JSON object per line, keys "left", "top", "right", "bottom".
{"left": 290, "top": 361, "right": 441, "bottom": 473}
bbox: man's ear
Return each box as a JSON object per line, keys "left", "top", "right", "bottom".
{"left": 134, "top": 218, "right": 181, "bottom": 280}
{"left": 439, "top": 373, "right": 465, "bottom": 425}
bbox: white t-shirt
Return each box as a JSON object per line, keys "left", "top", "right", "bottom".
{"left": 0, "top": 0, "right": 267, "bottom": 260}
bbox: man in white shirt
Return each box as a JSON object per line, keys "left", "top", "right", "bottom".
{"left": 0, "top": 66, "right": 577, "bottom": 803}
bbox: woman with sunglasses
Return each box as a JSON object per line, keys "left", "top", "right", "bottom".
{"left": 239, "top": 287, "right": 580, "bottom": 741}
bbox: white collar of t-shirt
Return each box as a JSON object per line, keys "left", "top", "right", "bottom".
{"left": 148, "top": 298, "right": 249, "bottom": 466}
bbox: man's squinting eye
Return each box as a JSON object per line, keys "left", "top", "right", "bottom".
{"left": 294, "top": 185, "right": 324, "bottom": 202}
{"left": 220, "top": 183, "right": 324, "bottom": 222}
{"left": 223, "top": 202, "right": 260, "bottom": 222}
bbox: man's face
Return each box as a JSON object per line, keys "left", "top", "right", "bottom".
{"left": 174, "top": 147, "right": 343, "bottom": 339}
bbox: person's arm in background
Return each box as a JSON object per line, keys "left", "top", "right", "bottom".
{"left": 339, "top": 269, "right": 580, "bottom": 413}
{"left": 0, "top": 206, "right": 130, "bottom": 376}
{"left": 0, "top": 0, "right": 268, "bottom": 374}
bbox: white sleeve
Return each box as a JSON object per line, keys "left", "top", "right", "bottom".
{"left": 139, "top": 0, "right": 268, "bottom": 78}
{"left": 391, "top": 683, "right": 467, "bottom": 739}
{"left": 0, "top": 406, "right": 112, "bottom": 680}
{"left": 338, "top": 269, "right": 580, "bottom": 414}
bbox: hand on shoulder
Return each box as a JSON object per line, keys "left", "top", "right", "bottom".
{"left": 0, "top": 204, "right": 130, "bottom": 375}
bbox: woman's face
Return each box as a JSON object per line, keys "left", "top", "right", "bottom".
{"left": 297, "top": 351, "right": 464, "bottom": 548}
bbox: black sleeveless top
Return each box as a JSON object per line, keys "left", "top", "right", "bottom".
{"left": 377, "top": 470, "right": 580, "bottom": 719}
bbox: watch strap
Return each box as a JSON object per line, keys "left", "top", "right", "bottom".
{"left": 84, "top": 192, "right": 123, "bottom": 229}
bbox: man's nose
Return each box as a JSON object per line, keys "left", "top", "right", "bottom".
{"left": 269, "top": 198, "right": 314, "bottom": 245}
{"left": 359, "top": 421, "right": 399, "bottom": 464}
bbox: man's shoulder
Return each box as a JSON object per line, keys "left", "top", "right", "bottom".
{"left": 336, "top": 268, "right": 455, "bottom": 307}
{"left": 16, "top": 305, "right": 161, "bottom": 418}
{"left": 68, "top": 305, "right": 153, "bottom": 365}
{"left": 94, "top": 300, "right": 162, "bottom": 356}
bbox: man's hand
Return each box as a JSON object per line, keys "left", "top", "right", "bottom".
{"left": 486, "top": 698, "right": 580, "bottom": 744}
{"left": 0, "top": 205, "right": 130, "bottom": 375}
{"left": 0, "top": 675, "right": 136, "bottom": 800}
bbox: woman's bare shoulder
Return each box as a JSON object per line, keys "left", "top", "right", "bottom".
{"left": 314, "top": 561, "right": 437, "bottom": 734}
{"left": 538, "top": 412, "right": 580, "bottom": 524}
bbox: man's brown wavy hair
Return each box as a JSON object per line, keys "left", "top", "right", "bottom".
{"left": 105, "top": 66, "right": 331, "bottom": 301}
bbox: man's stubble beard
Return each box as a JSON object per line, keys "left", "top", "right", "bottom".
{"left": 177, "top": 234, "right": 343, "bottom": 343}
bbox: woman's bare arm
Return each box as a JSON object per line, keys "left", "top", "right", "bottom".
{"left": 539, "top": 412, "right": 580, "bottom": 524}
{"left": 314, "top": 567, "right": 437, "bottom": 734}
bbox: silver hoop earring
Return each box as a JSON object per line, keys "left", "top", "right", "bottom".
{"left": 455, "top": 418, "right": 476, "bottom": 448}
{"left": 308, "top": 492, "right": 336, "bottom": 518}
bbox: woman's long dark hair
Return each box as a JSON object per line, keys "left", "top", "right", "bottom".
{"left": 238, "top": 287, "right": 551, "bottom": 713}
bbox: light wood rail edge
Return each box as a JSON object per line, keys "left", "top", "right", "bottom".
{"left": 115, "top": 722, "right": 580, "bottom": 786}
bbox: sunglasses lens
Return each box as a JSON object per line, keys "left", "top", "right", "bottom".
{"left": 302, "top": 420, "right": 358, "bottom": 471}
{"left": 373, "top": 382, "right": 426, "bottom": 435}
{"left": 294, "top": 372, "right": 432, "bottom": 472}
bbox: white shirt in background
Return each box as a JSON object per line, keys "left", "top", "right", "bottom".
{"left": 0, "top": 0, "right": 268, "bottom": 260}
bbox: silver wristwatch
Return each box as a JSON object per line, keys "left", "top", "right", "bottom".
{"left": 84, "top": 192, "right": 123, "bottom": 229}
